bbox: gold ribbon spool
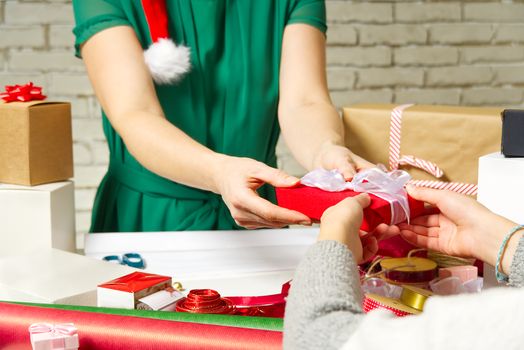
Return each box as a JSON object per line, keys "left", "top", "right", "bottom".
{"left": 365, "top": 294, "right": 421, "bottom": 315}
{"left": 400, "top": 285, "right": 432, "bottom": 311}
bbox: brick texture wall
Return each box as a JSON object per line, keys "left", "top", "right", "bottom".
{"left": 1, "top": 0, "right": 523, "bottom": 238}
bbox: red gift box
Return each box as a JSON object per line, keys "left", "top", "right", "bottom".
{"left": 276, "top": 185, "right": 424, "bottom": 232}
{"left": 97, "top": 272, "right": 172, "bottom": 309}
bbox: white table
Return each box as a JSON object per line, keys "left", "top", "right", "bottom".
{"left": 84, "top": 228, "right": 319, "bottom": 295}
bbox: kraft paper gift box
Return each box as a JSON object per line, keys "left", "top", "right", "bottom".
{"left": 97, "top": 272, "right": 172, "bottom": 309}
{"left": 0, "top": 249, "right": 135, "bottom": 306}
{"left": 0, "top": 181, "right": 76, "bottom": 254}
{"left": 343, "top": 104, "right": 502, "bottom": 185}
{"left": 0, "top": 100, "right": 73, "bottom": 186}
{"left": 478, "top": 153, "right": 524, "bottom": 288}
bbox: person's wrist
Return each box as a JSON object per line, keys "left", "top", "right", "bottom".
{"left": 208, "top": 153, "right": 233, "bottom": 194}
{"left": 475, "top": 215, "right": 517, "bottom": 267}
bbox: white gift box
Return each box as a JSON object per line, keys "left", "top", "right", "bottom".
{"left": 0, "top": 249, "right": 135, "bottom": 306}
{"left": 0, "top": 181, "right": 76, "bottom": 254}
{"left": 478, "top": 152, "right": 524, "bottom": 287}
{"left": 30, "top": 323, "right": 79, "bottom": 350}
{"left": 97, "top": 271, "right": 173, "bottom": 309}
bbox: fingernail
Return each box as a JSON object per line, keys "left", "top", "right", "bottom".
{"left": 299, "top": 221, "right": 311, "bottom": 226}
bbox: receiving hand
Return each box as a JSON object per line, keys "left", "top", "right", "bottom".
{"left": 398, "top": 186, "right": 516, "bottom": 262}
{"left": 214, "top": 155, "right": 311, "bottom": 229}
{"left": 318, "top": 194, "right": 378, "bottom": 263}
{"left": 313, "top": 143, "right": 374, "bottom": 180}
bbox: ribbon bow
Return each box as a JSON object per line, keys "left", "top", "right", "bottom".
{"left": 28, "top": 323, "right": 77, "bottom": 336}
{"left": 301, "top": 166, "right": 411, "bottom": 225}
{"left": 0, "top": 82, "right": 46, "bottom": 102}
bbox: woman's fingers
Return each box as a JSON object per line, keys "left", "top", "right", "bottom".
{"left": 408, "top": 214, "right": 440, "bottom": 228}
{"left": 234, "top": 190, "right": 311, "bottom": 225}
{"left": 373, "top": 223, "right": 400, "bottom": 241}
{"left": 361, "top": 235, "right": 378, "bottom": 262}
{"left": 252, "top": 164, "right": 299, "bottom": 188}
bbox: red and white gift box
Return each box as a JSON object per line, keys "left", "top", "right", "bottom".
{"left": 97, "top": 272, "right": 172, "bottom": 309}
{"left": 276, "top": 168, "right": 425, "bottom": 232}
{"left": 29, "top": 323, "right": 79, "bottom": 350}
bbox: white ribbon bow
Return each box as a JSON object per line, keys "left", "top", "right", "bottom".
{"left": 301, "top": 166, "right": 411, "bottom": 225}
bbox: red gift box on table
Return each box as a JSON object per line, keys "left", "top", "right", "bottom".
{"left": 97, "top": 272, "right": 173, "bottom": 309}
{"left": 276, "top": 168, "right": 425, "bottom": 232}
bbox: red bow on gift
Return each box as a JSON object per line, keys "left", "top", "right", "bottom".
{"left": 0, "top": 82, "right": 46, "bottom": 102}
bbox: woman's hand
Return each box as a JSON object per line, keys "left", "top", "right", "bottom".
{"left": 398, "top": 186, "right": 517, "bottom": 269}
{"left": 318, "top": 194, "right": 378, "bottom": 263}
{"left": 213, "top": 155, "right": 312, "bottom": 229}
{"left": 313, "top": 142, "right": 374, "bottom": 180}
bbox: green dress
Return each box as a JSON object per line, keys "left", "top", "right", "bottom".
{"left": 72, "top": 0, "right": 327, "bottom": 232}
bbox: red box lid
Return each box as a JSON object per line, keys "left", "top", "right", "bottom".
{"left": 98, "top": 272, "right": 171, "bottom": 292}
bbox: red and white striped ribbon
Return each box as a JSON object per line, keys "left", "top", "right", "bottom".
{"left": 388, "top": 104, "right": 478, "bottom": 196}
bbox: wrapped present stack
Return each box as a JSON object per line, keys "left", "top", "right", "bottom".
{"left": 0, "top": 83, "right": 75, "bottom": 254}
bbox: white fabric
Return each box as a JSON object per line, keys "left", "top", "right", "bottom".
{"left": 144, "top": 38, "right": 191, "bottom": 84}
{"left": 342, "top": 287, "right": 524, "bottom": 350}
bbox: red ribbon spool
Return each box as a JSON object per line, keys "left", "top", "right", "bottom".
{"left": 0, "top": 82, "right": 46, "bottom": 102}
{"left": 176, "top": 289, "right": 236, "bottom": 315}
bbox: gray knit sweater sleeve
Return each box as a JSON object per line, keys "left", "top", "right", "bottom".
{"left": 283, "top": 240, "right": 364, "bottom": 350}
{"left": 509, "top": 234, "right": 524, "bottom": 287}
{"left": 284, "top": 236, "right": 524, "bottom": 350}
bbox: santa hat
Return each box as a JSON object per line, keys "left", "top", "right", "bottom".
{"left": 141, "top": 0, "right": 191, "bottom": 84}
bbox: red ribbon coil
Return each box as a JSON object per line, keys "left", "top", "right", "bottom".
{"left": 176, "top": 289, "right": 236, "bottom": 314}
{"left": 0, "top": 82, "right": 46, "bottom": 102}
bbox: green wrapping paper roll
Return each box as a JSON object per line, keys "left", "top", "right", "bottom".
{"left": 11, "top": 301, "right": 284, "bottom": 331}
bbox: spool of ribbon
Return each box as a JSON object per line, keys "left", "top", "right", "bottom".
{"left": 0, "top": 82, "right": 46, "bottom": 102}
{"left": 176, "top": 289, "right": 236, "bottom": 314}
{"left": 363, "top": 294, "right": 420, "bottom": 317}
{"left": 380, "top": 257, "right": 437, "bottom": 285}
{"left": 399, "top": 285, "right": 432, "bottom": 311}
{"left": 301, "top": 166, "right": 411, "bottom": 225}
{"left": 388, "top": 104, "right": 477, "bottom": 195}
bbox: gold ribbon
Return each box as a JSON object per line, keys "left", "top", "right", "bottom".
{"left": 400, "top": 286, "right": 432, "bottom": 311}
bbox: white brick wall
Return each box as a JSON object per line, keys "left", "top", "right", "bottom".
{"left": 1, "top": 0, "right": 523, "bottom": 235}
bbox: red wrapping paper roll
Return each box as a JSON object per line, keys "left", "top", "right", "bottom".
{"left": 276, "top": 185, "right": 425, "bottom": 232}
{"left": 0, "top": 302, "right": 282, "bottom": 350}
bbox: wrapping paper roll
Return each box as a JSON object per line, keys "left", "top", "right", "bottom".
{"left": 15, "top": 302, "right": 283, "bottom": 331}
{"left": 0, "top": 302, "right": 282, "bottom": 350}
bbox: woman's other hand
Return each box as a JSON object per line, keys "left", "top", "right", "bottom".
{"left": 398, "top": 186, "right": 517, "bottom": 270}
{"left": 318, "top": 194, "right": 377, "bottom": 263}
{"left": 313, "top": 142, "right": 374, "bottom": 180}
{"left": 213, "top": 155, "right": 311, "bottom": 229}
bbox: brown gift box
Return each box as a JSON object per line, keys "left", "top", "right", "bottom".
{"left": 343, "top": 104, "right": 502, "bottom": 184}
{"left": 0, "top": 100, "right": 73, "bottom": 185}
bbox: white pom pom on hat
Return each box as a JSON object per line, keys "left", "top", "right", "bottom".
{"left": 141, "top": 0, "right": 191, "bottom": 84}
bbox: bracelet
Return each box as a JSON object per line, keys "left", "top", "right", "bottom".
{"left": 495, "top": 224, "right": 524, "bottom": 283}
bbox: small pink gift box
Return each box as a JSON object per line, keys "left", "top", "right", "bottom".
{"left": 29, "top": 323, "right": 79, "bottom": 350}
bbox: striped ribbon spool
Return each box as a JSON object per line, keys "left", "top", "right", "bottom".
{"left": 388, "top": 104, "right": 478, "bottom": 196}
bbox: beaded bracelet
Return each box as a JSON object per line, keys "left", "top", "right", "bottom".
{"left": 496, "top": 224, "right": 524, "bottom": 283}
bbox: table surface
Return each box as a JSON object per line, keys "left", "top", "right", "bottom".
{"left": 84, "top": 228, "right": 319, "bottom": 295}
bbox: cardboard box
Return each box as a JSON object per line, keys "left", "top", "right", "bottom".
{"left": 0, "top": 181, "right": 76, "bottom": 254}
{"left": 97, "top": 272, "right": 172, "bottom": 309}
{"left": 0, "top": 100, "right": 73, "bottom": 185}
{"left": 478, "top": 152, "right": 524, "bottom": 288}
{"left": 0, "top": 249, "right": 135, "bottom": 306}
{"left": 343, "top": 104, "right": 502, "bottom": 184}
